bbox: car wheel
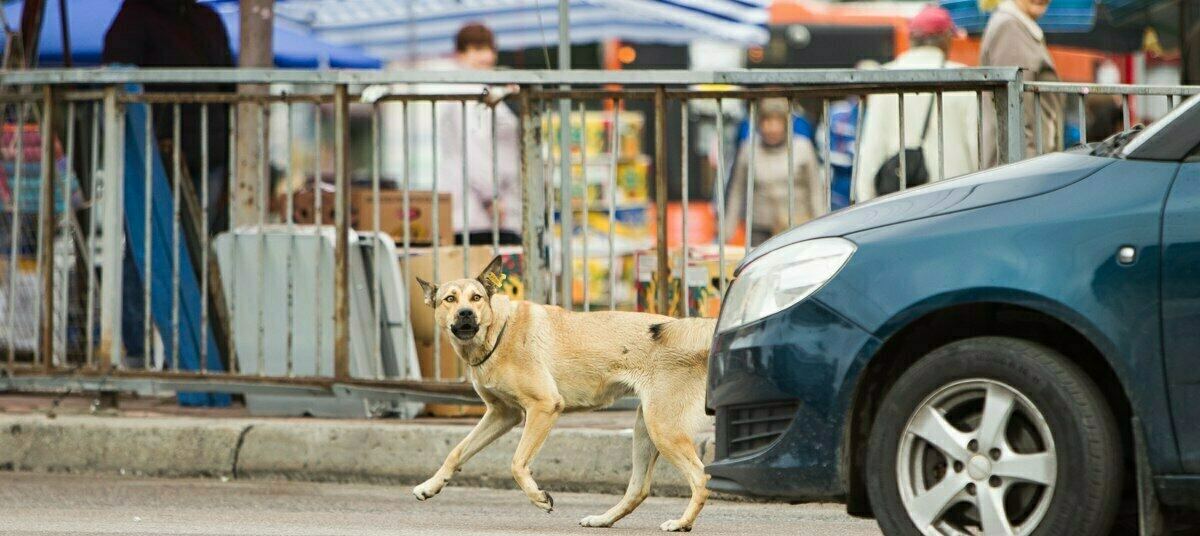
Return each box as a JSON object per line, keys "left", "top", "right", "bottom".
{"left": 866, "top": 336, "right": 1122, "bottom": 536}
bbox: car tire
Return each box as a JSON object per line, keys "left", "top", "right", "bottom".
{"left": 865, "top": 336, "right": 1122, "bottom": 536}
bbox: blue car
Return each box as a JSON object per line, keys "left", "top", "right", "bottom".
{"left": 705, "top": 95, "right": 1200, "bottom": 535}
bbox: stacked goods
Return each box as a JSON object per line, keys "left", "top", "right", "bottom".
{"left": 547, "top": 110, "right": 643, "bottom": 162}
{"left": 547, "top": 110, "right": 651, "bottom": 310}
{"left": 634, "top": 245, "right": 746, "bottom": 318}
{"left": 0, "top": 124, "right": 79, "bottom": 215}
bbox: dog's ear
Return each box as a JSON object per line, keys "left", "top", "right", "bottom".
{"left": 476, "top": 256, "right": 505, "bottom": 296}
{"left": 416, "top": 277, "right": 438, "bottom": 307}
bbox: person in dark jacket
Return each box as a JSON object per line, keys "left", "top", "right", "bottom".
{"left": 103, "top": 0, "right": 233, "bottom": 219}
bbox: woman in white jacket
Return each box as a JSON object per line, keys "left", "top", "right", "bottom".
{"left": 853, "top": 6, "right": 979, "bottom": 203}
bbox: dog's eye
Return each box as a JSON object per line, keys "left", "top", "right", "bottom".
{"left": 470, "top": 294, "right": 482, "bottom": 302}
{"left": 444, "top": 295, "right": 456, "bottom": 303}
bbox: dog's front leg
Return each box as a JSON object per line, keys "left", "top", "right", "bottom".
{"left": 413, "top": 404, "right": 521, "bottom": 501}
{"left": 510, "top": 399, "right": 563, "bottom": 513}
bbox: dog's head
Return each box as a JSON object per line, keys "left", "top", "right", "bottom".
{"left": 416, "top": 256, "right": 505, "bottom": 342}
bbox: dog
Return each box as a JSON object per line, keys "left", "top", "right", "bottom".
{"left": 413, "top": 256, "right": 717, "bottom": 532}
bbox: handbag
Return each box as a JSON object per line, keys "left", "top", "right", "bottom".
{"left": 873, "top": 95, "right": 937, "bottom": 196}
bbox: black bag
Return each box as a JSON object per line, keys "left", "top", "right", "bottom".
{"left": 873, "top": 94, "right": 938, "bottom": 196}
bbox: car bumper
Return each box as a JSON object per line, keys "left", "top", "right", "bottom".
{"left": 705, "top": 297, "right": 877, "bottom": 500}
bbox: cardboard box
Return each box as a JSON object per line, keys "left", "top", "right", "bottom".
{"left": 635, "top": 245, "right": 745, "bottom": 318}
{"left": 352, "top": 189, "right": 453, "bottom": 246}
{"left": 415, "top": 338, "right": 486, "bottom": 417}
{"left": 286, "top": 188, "right": 453, "bottom": 246}
{"left": 290, "top": 188, "right": 338, "bottom": 226}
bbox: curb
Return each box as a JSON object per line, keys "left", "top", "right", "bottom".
{"left": 0, "top": 415, "right": 714, "bottom": 497}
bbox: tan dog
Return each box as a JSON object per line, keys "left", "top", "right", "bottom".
{"left": 413, "top": 257, "right": 717, "bottom": 532}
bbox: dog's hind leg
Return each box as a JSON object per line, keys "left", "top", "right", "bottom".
{"left": 642, "top": 387, "right": 711, "bottom": 532}
{"left": 413, "top": 402, "right": 521, "bottom": 501}
{"left": 510, "top": 396, "right": 563, "bottom": 513}
{"left": 580, "top": 406, "right": 660, "bottom": 528}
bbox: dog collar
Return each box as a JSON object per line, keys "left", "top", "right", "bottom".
{"left": 469, "top": 320, "right": 508, "bottom": 367}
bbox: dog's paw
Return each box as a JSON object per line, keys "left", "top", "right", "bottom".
{"left": 531, "top": 490, "right": 554, "bottom": 513}
{"left": 579, "top": 515, "right": 614, "bottom": 528}
{"left": 412, "top": 479, "right": 443, "bottom": 501}
{"left": 660, "top": 519, "right": 692, "bottom": 532}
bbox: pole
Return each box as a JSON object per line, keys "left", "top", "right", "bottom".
{"left": 654, "top": 86, "right": 669, "bottom": 316}
{"left": 57, "top": 0, "right": 70, "bottom": 67}
{"left": 557, "top": 0, "right": 573, "bottom": 308}
{"left": 1184, "top": 0, "right": 1199, "bottom": 85}
{"left": 18, "top": 0, "right": 46, "bottom": 67}
{"left": 235, "top": 0, "right": 273, "bottom": 226}
{"left": 333, "top": 84, "right": 351, "bottom": 380}
{"left": 38, "top": 86, "right": 55, "bottom": 369}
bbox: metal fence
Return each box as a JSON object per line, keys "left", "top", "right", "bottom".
{"left": 0, "top": 67, "right": 1188, "bottom": 407}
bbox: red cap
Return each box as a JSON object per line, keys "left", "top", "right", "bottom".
{"left": 909, "top": 5, "right": 955, "bottom": 38}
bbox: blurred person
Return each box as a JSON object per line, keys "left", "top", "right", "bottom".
{"left": 854, "top": 6, "right": 979, "bottom": 201}
{"left": 980, "top": 0, "right": 1062, "bottom": 165}
{"left": 827, "top": 60, "right": 878, "bottom": 208}
{"left": 1086, "top": 94, "right": 1125, "bottom": 143}
{"left": 104, "top": 0, "right": 233, "bottom": 219}
{"left": 826, "top": 97, "right": 857, "bottom": 209}
{"left": 103, "top": 0, "right": 234, "bottom": 373}
{"left": 725, "top": 91, "right": 814, "bottom": 216}
{"left": 438, "top": 23, "right": 522, "bottom": 245}
{"left": 725, "top": 98, "right": 822, "bottom": 246}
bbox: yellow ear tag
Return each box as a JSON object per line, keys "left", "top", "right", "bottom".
{"left": 485, "top": 272, "right": 506, "bottom": 288}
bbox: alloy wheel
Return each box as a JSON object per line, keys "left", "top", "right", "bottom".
{"left": 896, "top": 379, "right": 1057, "bottom": 536}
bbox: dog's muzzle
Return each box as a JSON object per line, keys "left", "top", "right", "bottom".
{"left": 450, "top": 309, "right": 479, "bottom": 340}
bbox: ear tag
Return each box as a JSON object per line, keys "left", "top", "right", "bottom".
{"left": 485, "top": 272, "right": 506, "bottom": 288}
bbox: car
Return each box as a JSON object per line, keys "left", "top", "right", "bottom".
{"left": 704, "top": 94, "right": 1200, "bottom": 535}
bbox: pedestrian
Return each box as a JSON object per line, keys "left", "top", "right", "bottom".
{"left": 1085, "top": 94, "right": 1125, "bottom": 143}
{"left": 437, "top": 23, "right": 522, "bottom": 245}
{"left": 826, "top": 98, "right": 856, "bottom": 209}
{"left": 724, "top": 98, "right": 822, "bottom": 247}
{"left": 854, "top": 5, "right": 978, "bottom": 201}
{"left": 980, "top": 0, "right": 1061, "bottom": 165}
{"left": 103, "top": 0, "right": 234, "bottom": 222}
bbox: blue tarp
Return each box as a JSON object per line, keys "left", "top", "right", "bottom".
{"left": 3, "top": 0, "right": 381, "bottom": 68}
{"left": 122, "top": 82, "right": 230, "bottom": 407}
{"left": 212, "top": 0, "right": 771, "bottom": 59}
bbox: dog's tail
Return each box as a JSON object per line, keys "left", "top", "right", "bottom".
{"left": 648, "top": 317, "right": 717, "bottom": 367}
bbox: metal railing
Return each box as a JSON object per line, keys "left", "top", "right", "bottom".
{"left": 0, "top": 67, "right": 1185, "bottom": 408}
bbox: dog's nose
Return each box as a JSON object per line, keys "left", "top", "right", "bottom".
{"left": 457, "top": 309, "right": 475, "bottom": 319}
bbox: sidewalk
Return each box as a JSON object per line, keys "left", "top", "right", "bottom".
{"left": 0, "top": 394, "right": 713, "bottom": 497}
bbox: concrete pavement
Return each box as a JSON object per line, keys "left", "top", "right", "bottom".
{"left": 0, "top": 473, "right": 884, "bottom": 535}
{"left": 0, "top": 412, "right": 706, "bottom": 496}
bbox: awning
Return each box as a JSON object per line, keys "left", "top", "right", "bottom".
{"left": 220, "top": 0, "right": 770, "bottom": 59}
{"left": 3, "top": 0, "right": 382, "bottom": 68}
{"left": 940, "top": 0, "right": 1097, "bottom": 33}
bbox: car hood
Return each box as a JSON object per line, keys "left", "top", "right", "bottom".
{"left": 738, "top": 152, "right": 1116, "bottom": 272}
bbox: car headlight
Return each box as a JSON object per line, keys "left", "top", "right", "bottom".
{"left": 717, "top": 237, "right": 856, "bottom": 333}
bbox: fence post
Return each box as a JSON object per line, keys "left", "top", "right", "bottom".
{"left": 98, "top": 85, "right": 124, "bottom": 369}
{"left": 38, "top": 86, "right": 55, "bottom": 369}
{"left": 654, "top": 85, "right": 670, "bottom": 316}
{"left": 520, "top": 89, "right": 549, "bottom": 304}
{"left": 333, "top": 84, "right": 351, "bottom": 380}
{"left": 558, "top": 94, "right": 573, "bottom": 309}
{"left": 999, "top": 76, "right": 1025, "bottom": 164}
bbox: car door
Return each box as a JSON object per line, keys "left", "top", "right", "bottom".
{"left": 1160, "top": 154, "right": 1200, "bottom": 472}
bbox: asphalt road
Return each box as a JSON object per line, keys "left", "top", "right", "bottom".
{"left": 0, "top": 473, "right": 883, "bottom": 535}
